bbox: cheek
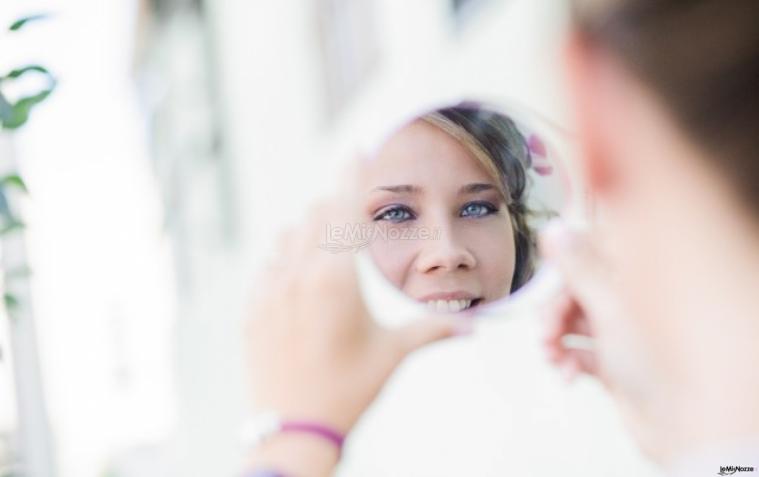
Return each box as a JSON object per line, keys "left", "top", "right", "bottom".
{"left": 464, "top": 219, "right": 516, "bottom": 297}
{"left": 367, "top": 232, "right": 419, "bottom": 289}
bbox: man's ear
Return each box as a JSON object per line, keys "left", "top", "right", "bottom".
{"left": 562, "top": 32, "right": 619, "bottom": 197}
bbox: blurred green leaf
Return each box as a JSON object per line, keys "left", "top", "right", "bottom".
{"left": 0, "top": 64, "right": 56, "bottom": 129}
{"left": 9, "top": 13, "right": 50, "bottom": 31}
{"left": 2, "top": 64, "right": 51, "bottom": 81}
{"left": 4, "top": 292, "right": 19, "bottom": 311}
{"left": 0, "top": 88, "right": 53, "bottom": 130}
{"left": 0, "top": 91, "right": 12, "bottom": 121}
{"left": 0, "top": 177, "right": 28, "bottom": 237}
{"left": 0, "top": 220, "right": 25, "bottom": 236}
{"left": 5, "top": 265, "right": 32, "bottom": 279}
{"left": 0, "top": 174, "right": 28, "bottom": 193}
{"left": 0, "top": 187, "right": 10, "bottom": 218}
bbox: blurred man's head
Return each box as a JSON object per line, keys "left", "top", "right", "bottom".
{"left": 563, "top": 0, "right": 759, "bottom": 462}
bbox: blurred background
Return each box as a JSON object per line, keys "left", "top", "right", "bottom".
{"left": 0, "top": 1, "right": 661, "bottom": 476}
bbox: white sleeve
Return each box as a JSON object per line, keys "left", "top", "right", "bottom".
{"left": 667, "top": 440, "right": 759, "bottom": 477}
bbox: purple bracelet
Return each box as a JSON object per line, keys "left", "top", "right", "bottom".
{"left": 241, "top": 415, "right": 346, "bottom": 477}
{"left": 280, "top": 420, "right": 346, "bottom": 452}
{"left": 243, "top": 471, "right": 288, "bottom": 477}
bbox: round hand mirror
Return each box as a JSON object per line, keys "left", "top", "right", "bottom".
{"left": 341, "top": 100, "right": 578, "bottom": 327}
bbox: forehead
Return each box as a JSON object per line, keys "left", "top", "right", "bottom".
{"left": 365, "top": 119, "right": 493, "bottom": 187}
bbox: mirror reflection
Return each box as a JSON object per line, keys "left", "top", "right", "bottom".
{"left": 360, "top": 102, "right": 565, "bottom": 312}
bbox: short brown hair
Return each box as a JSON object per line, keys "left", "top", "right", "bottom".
{"left": 574, "top": 0, "right": 759, "bottom": 215}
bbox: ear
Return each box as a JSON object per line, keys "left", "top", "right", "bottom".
{"left": 562, "top": 32, "right": 620, "bottom": 197}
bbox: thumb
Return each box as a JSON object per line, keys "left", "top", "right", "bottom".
{"left": 393, "top": 316, "right": 472, "bottom": 358}
{"left": 539, "top": 219, "right": 609, "bottom": 318}
{"left": 336, "top": 156, "right": 369, "bottom": 225}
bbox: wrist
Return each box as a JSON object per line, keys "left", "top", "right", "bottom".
{"left": 243, "top": 412, "right": 346, "bottom": 477}
{"left": 249, "top": 432, "right": 339, "bottom": 477}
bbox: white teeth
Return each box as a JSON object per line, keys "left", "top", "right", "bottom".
{"left": 425, "top": 299, "right": 472, "bottom": 313}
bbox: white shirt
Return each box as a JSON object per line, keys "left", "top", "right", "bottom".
{"left": 668, "top": 441, "right": 759, "bottom": 477}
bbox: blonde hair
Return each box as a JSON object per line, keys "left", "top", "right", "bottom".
{"left": 421, "top": 112, "right": 511, "bottom": 203}
{"left": 421, "top": 106, "right": 537, "bottom": 292}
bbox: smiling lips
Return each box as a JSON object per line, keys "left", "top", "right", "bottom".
{"left": 425, "top": 299, "right": 475, "bottom": 313}
{"left": 417, "top": 292, "right": 482, "bottom": 313}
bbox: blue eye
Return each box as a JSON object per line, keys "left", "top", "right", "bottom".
{"left": 460, "top": 201, "right": 498, "bottom": 218}
{"left": 374, "top": 206, "right": 415, "bottom": 223}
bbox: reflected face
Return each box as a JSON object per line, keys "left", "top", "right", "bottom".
{"left": 363, "top": 119, "right": 516, "bottom": 313}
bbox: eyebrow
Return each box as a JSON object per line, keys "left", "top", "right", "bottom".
{"left": 371, "top": 183, "right": 497, "bottom": 195}
{"left": 459, "top": 183, "right": 497, "bottom": 194}
{"left": 371, "top": 185, "right": 421, "bottom": 194}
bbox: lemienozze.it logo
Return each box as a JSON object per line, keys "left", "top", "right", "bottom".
{"left": 718, "top": 465, "right": 755, "bottom": 476}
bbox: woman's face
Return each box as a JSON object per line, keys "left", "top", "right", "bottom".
{"left": 362, "top": 119, "right": 516, "bottom": 313}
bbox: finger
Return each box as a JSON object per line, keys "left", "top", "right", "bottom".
{"left": 263, "top": 226, "right": 299, "bottom": 276}
{"left": 252, "top": 227, "right": 304, "bottom": 308}
{"left": 541, "top": 291, "right": 574, "bottom": 363}
{"left": 288, "top": 200, "right": 336, "bottom": 267}
{"left": 556, "top": 296, "right": 595, "bottom": 339}
{"left": 541, "top": 291, "right": 573, "bottom": 340}
{"left": 337, "top": 156, "right": 370, "bottom": 225}
{"left": 279, "top": 161, "right": 368, "bottom": 280}
{"left": 393, "top": 316, "right": 471, "bottom": 359}
{"left": 566, "top": 348, "right": 599, "bottom": 375}
{"left": 539, "top": 219, "right": 609, "bottom": 320}
{"left": 561, "top": 359, "right": 580, "bottom": 384}
{"left": 303, "top": 159, "right": 373, "bottom": 262}
{"left": 541, "top": 291, "right": 598, "bottom": 376}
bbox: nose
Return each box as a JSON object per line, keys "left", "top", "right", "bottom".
{"left": 414, "top": 224, "right": 476, "bottom": 274}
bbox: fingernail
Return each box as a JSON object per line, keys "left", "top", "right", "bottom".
{"left": 561, "top": 363, "right": 577, "bottom": 384}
